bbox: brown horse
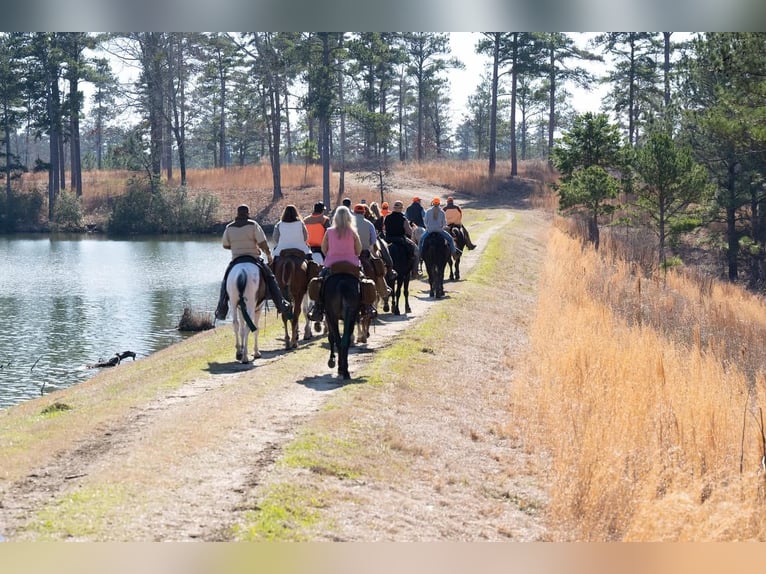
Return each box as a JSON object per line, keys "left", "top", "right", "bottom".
{"left": 273, "top": 249, "right": 316, "bottom": 349}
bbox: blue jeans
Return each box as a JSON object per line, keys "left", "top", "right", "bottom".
{"left": 418, "top": 229, "right": 456, "bottom": 254}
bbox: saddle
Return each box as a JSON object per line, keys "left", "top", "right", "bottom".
{"left": 329, "top": 261, "right": 361, "bottom": 278}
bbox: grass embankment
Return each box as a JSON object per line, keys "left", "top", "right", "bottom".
{"left": 0, "top": 316, "right": 291, "bottom": 540}
{"left": 514, "top": 221, "right": 766, "bottom": 541}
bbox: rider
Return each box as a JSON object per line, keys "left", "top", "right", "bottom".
{"left": 272, "top": 204, "right": 312, "bottom": 260}
{"left": 443, "top": 196, "right": 477, "bottom": 250}
{"left": 382, "top": 200, "right": 419, "bottom": 278}
{"left": 418, "top": 197, "right": 461, "bottom": 260}
{"left": 353, "top": 204, "right": 390, "bottom": 302}
{"left": 405, "top": 196, "right": 426, "bottom": 229}
{"left": 215, "top": 204, "right": 293, "bottom": 321}
{"left": 307, "top": 205, "right": 362, "bottom": 322}
{"left": 303, "top": 202, "right": 330, "bottom": 264}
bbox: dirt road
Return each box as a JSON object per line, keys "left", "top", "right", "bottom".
{"left": 0, "top": 197, "right": 551, "bottom": 542}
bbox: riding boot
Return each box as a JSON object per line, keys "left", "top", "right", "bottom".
{"left": 308, "top": 280, "right": 325, "bottom": 321}
{"left": 463, "top": 226, "right": 477, "bottom": 250}
{"left": 215, "top": 279, "right": 229, "bottom": 320}
{"left": 260, "top": 261, "right": 293, "bottom": 320}
{"left": 308, "top": 270, "right": 329, "bottom": 321}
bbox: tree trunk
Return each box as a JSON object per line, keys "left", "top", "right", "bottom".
{"left": 337, "top": 55, "right": 346, "bottom": 203}
{"left": 547, "top": 46, "right": 556, "bottom": 161}
{"left": 510, "top": 35, "right": 518, "bottom": 177}
{"left": 726, "top": 162, "right": 739, "bottom": 281}
{"left": 69, "top": 76, "right": 82, "bottom": 197}
{"left": 489, "top": 34, "right": 499, "bottom": 177}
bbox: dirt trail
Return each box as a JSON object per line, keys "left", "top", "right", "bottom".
{"left": 0, "top": 195, "right": 551, "bottom": 541}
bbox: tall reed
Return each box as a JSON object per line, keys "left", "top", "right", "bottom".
{"left": 513, "top": 226, "right": 766, "bottom": 541}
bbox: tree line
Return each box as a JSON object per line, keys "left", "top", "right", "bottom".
{"left": 0, "top": 32, "right": 604, "bottom": 222}
{"left": 1, "top": 32, "right": 765, "bottom": 287}
{"left": 552, "top": 33, "right": 766, "bottom": 287}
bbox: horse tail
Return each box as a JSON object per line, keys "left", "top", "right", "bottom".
{"left": 236, "top": 269, "right": 258, "bottom": 332}
{"left": 280, "top": 257, "right": 294, "bottom": 288}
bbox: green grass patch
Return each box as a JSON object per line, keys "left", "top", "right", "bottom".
{"left": 282, "top": 429, "right": 361, "bottom": 480}
{"left": 22, "top": 484, "right": 128, "bottom": 541}
{"left": 233, "top": 483, "right": 325, "bottom": 541}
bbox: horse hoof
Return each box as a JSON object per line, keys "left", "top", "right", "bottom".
{"left": 393, "top": 308, "right": 400, "bottom": 316}
{"left": 328, "top": 358, "right": 336, "bottom": 368}
{"left": 405, "top": 305, "right": 411, "bottom": 313}
{"left": 341, "top": 371, "right": 351, "bottom": 380}
{"left": 253, "top": 352, "right": 262, "bottom": 359}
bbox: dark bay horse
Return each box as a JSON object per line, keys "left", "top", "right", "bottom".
{"left": 421, "top": 232, "right": 450, "bottom": 299}
{"left": 447, "top": 224, "right": 467, "bottom": 281}
{"left": 273, "top": 249, "right": 314, "bottom": 349}
{"left": 385, "top": 239, "right": 412, "bottom": 315}
{"left": 322, "top": 271, "right": 361, "bottom": 379}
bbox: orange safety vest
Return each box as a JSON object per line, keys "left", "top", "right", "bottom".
{"left": 304, "top": 214, "right": 329, "bottom": 247}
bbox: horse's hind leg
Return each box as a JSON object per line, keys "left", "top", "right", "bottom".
{"left": 404, "top": 281, "right": 411, "bottom": 313}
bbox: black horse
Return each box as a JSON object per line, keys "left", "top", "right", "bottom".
{"left": 421, "top": 232, "right": 450, "bottom": 299}
{"left": 322, "top": 272, "right": 361, "bottom": 379}
{"left": 386, "top": 239, "right": 412, "bottom": 315}
{"left": 447, "top": 224, "right": 467, "bottom": 281}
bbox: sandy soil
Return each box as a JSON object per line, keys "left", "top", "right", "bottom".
{"left": 0, "top": 177, "right": 553, "bottom": 542}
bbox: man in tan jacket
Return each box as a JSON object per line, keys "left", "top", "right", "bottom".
{"left": 215, "top": 204, "right": 292, "bottom": 321}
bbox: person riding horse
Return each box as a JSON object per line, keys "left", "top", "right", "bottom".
{"left": 382, "top": 200, "right": 419, "bottom": 279}
{"left": 417, "top": 197, "right": 461, "bottom": 261}
{"left": 352, "top": 203, "right": 390, "bottom": 304}
{"left": 443, "top": 196, "right": 477, "bottom": 250}
{"left": 405, "top": 196, "right": 426, "bottom": 229}
{"left": 303, "top": 202, "right": 330, "bottom": 264}
{"left": 215, "top": 204, "right": 292, "bottom": 321}
{"left": 272, "top": 204, "right": 312, "bottom": 262}
{"left": 308, "top": 205, "right": 366, "bottom": 322}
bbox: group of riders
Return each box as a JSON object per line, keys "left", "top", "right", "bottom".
{"left": 214, "top": 195, "right": 476, "bottom": 325}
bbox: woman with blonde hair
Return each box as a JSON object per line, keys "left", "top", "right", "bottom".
{"left": 308, "top": 205, "right": 362, "bottom": 321}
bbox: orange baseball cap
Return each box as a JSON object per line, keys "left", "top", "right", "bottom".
{"left": 412, "top": 196, "right": 420, "bottom": 202}
{"left": 381, "top": 202, "right": 389, "bottom": 209}
{"left": 353, "top": 204, "right": 366, "bottom": 213}
{"left": 431, "top": 197, "right": 441, "bottom": 205}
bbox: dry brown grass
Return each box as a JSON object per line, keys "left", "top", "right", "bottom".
{"left": 18, "top": 159, "right": 559, "bottom": 228}
{"left": 514, "top": 224, "right": 766, "bottom": 541}
{"left": 404, "top": 158, "right": 559, "bottom": 211}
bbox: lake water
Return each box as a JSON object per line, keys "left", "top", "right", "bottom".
{"left": 0, "top": 233, "right": 231, "bottom": 410}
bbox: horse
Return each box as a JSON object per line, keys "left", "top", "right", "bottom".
{"left": 273, "top": 249, "right": 314, "bottom": 349}
{"left": 447, "top": 224, "right": 467, "bottom": 281}
{"left": 420, "top": 231, "right": 450, "bottom": 299}
{"left": 385, "top": 239, "right": 412, "bottom": 315}
{"left": 322, "top": 270, "right": 361, "bottom": 379}
{"left": 226, "top": 261, "right": 265, "bottom": 363}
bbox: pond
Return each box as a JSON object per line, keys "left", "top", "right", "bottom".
{"left": 0, "top": 233, "right": 234, "bottom": 410}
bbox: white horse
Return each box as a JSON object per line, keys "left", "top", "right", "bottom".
{"left": 226, "top": 262, "right": 265, "bottom": 363}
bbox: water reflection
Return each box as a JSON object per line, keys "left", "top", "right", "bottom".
{"left": 0, "top": 234, "right": 227, "bottom": 409}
